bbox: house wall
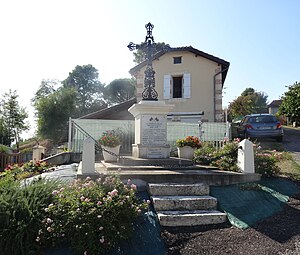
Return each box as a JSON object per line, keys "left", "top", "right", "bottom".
{"left": 134, "top": 51, "right": 223, "bottom": 122}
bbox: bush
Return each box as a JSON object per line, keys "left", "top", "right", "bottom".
{"left": 37, "top": 176, "right": 148, "bottom": 254}
{"left": 194, "top": 139, "right": 240, "bottom": 172}
{"left": 254, "top": 151, "right": 281, "bottom": 177}
{"left": 210, "top": 140, "right": 240, "bottom": 172}
{"left": 194, "top": 142, "right": 217, "bottom": 164}
{"left": 0, "top": 175, "right": 61, "bottom": 255}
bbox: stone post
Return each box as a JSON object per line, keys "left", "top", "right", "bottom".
{"left": 77, "top": 137, "right": 95, "bottom": 175}
{"left": 32, "top": 145, "right": 46, "bottom": 163}
{"left": 237, "top": 139, "right": 254, "bottom": 173}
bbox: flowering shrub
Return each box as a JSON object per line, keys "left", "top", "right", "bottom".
{"left": 176, "top": 136, "right": 201, "bottom": 149}
{"left": 98, "top": 130, "right": 121, "bottom": 147}
{"left": 209, "top": 139, "right": 240, "bottom": 172}
{"left": 37, "top": 176, "right": 148, "bottom": 254}
{"left": 194, "top": 142, "right": 217, "bottom": 164}
{"left": 3, "top": 160, "right": 55, "bottom": 179}
{"left": 254, "top": 151, "right": 281, "bottom": 177}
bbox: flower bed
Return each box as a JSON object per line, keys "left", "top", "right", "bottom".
{"left": 0, "top": 174, "right": 148, "bottom": 254}
{"left": 1, "top": 160, "right": 55, "bottom": 180}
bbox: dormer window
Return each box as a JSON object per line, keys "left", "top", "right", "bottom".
{"left": 173, "top": 56, "right": 182, "bottom": 64}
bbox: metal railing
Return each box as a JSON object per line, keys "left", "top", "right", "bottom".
{"left": 69, "top": 119, "right": 230, "bottom": 154}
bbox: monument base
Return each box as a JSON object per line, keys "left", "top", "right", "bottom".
{"left": 132, "top": 144, "right": 171, "bottom": 159}
{"left": 128, "top": 100, "right": 174, "bottom": 159}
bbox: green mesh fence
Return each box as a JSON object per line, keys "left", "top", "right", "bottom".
{"left": 72, "top": 119, "right": 229, "bottom": 153}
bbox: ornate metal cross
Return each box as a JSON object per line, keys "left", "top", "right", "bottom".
{"left": 128, "top": 22, "right": 158, "bottom": 101}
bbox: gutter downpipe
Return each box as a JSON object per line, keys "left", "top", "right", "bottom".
{"left": 213, "top": 67, "right": 229, "bottom": 122}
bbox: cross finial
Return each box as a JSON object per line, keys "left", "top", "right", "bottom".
{"left": 128, "top": 22, "right": 158, "bottom": 101}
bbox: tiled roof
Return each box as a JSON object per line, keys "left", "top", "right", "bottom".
{"left": 129, "top": 46, "right": 230, "bottom": 82}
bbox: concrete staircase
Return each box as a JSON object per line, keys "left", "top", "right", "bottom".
{"left": 148, "top": 183, "right": 227, "bottom": 227}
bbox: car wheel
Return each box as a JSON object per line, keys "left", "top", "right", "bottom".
{"left": 276, "top": 136, "right": 283, "bottom": 142}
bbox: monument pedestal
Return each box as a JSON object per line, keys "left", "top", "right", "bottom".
{"left": 128, "top": 101, "right": 174, "bottom": 159}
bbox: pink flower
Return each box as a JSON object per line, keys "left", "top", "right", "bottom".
{"left": 109, "top": 189, "right": 118, "bottom": 196}
{"left": 46, "top": 218, "right": 53, "bottom": 224}
{"left": 97, "top": 201, "right": 102, "bottom": 205}
{"left": 80, "top": 196, "right": 85, "bottom": 201}
{"left": 52, "top": 190, "right": 58, "bottom": 195}
{"left": 131, "top": 184, "right": 137, "bottom": 190}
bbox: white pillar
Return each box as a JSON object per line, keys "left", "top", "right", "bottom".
{"left": 237, "top": 139, "right": 255, "bottom": 173}
{"left": 78, "top": 137, "right": 95, "bottom": 174}
{"left": 32, "top": 145, "right": 46, "bottom": 163}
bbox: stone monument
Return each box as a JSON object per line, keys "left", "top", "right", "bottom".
{"left": 127, "top": 23, "right": 174, "bottom": 158}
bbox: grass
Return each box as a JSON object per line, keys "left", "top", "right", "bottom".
{"left": 277, "top": 156, "right": 300, "bottom": 180}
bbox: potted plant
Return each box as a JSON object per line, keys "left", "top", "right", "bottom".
{"left": 98, "top": 129, "right": 121, "bottom": 162}
{"left": 176, "top": 136, "right": 201, "bottom": 159}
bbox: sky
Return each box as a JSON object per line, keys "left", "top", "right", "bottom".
{"left": 0, "top": 0, "right": 299, "bottom": 138}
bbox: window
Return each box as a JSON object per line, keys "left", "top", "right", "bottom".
{"left": 163, "top": 73, "right": 191, "bottom": 99}
{"left": 173, "top": 76, "right": 183, "bottom": 98}
{"left": 173, "top": 56, "right": 182, "bottom": 64}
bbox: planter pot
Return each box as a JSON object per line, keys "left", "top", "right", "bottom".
{"left": 177, "top": 146, "right": 196, "bottom": 160}
{"left": 101, "top": 145, "right": 121, "bottom": 162}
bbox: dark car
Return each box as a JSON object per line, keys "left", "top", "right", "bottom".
{"left": 237, "top": 114, "right": 284, "bottom": 142}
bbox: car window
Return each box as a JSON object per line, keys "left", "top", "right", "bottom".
{"left": 248, "top": 116, "right": 276, "bottom": 123}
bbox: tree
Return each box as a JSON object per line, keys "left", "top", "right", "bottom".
{"left": 32, "top": 79, "right": 60, "bottom": 103}
{"left": 62, "top": 64, "right": 106, "bottom": 116}
{"left": 103, "top": 78, "right": 136, "bottom": 105}
{"left": 133, "top": 42, "right": 170, "bottom": 64}
{"left": 0, "top": 117, "right": 10, "bottom": 146}
{"left": 228, "top": 87, "right": 268, "bottom": 120}
{"left": 34, "top": 87, "right": 76, "bottom": 143}
{"left": 1, "top": 90, "right": 29, "bottom": 149}
{"left": 278, "top": 81, "right": 300, "bottom": 122}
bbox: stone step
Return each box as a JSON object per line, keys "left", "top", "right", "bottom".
{"left": 157, "top": 210, "right": 227, "bottom": 227}
{"left": 152, "top": 195, "right": 217, "bottom": 211}
{"left": 149, "top": 183, "right": 210, "bottom": 196}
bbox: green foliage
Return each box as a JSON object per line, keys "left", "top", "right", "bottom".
{"left": 210, "top": 140, "right": 240, "bottom": 172}
{"left": 0, "top": 176, "right": 61, "bottom": 255}
{"left": 3, "top": 161, "right": 54, "bottom": 180}
{"left": 194, "top": 142, "right": 217, "bottom": 164}
{"left": 37, "top": 176, "right": 148, "bottom": 254}
{"left": 34, "top": 86, "right": 77, "bottom": 143}
{"left": 254, "top": 151, "right": 283, "bottom": 177}
{"left": 176, "top": 136, "right": 201, "bottom": 148}
{"left": 103, "top": 78, "right": 136, "bottom": 105}
{"left": 278, "top": 81, "right": 300, "bottom": 122}
{"left": 62, "top": 64, "right": 106, "bottom": 116}
{"left": 195, "top": 139, "right": 285, "bottom": 177}
{"left": 228, "top": 87, "right": 268, "bottom": 120}
{"left": 98, "top": 129, "right": 122, "bottom": 147}
{"left": 0, "top": 144, "right": 10, "bottom": 153}
{"left": 133, "top": 42, "right": 170, "bottom": 64}
{"left": 0, "top": 90, "right": 29, "bottom": 148}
